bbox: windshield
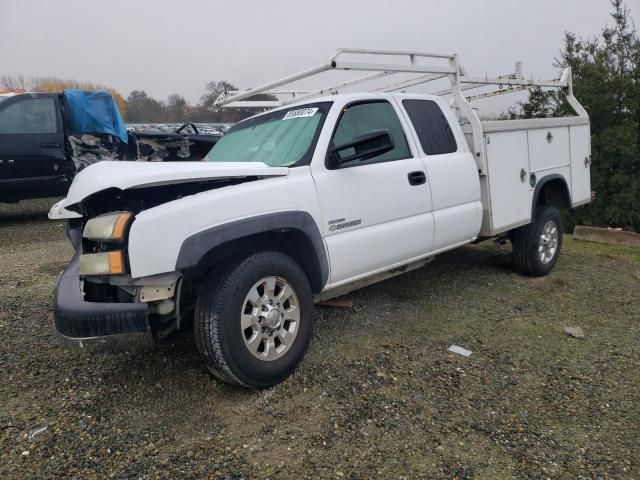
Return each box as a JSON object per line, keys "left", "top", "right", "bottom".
{"left": 206, "top": 102, "right": 331, "bottom": 167}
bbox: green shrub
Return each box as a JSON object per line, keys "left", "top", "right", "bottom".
{"left": 515, "top": 1, "right": 639, "bottom": 232}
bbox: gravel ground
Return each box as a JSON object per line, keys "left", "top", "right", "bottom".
{"left": 1, "top": 198, "right": 639, "bottom": 479}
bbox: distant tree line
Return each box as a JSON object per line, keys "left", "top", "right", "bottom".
{"left": 509, "top": 0, "right": 639, "bottom": 232}
{"left": 0, "top": 76, "right": 271, "bottom": 124}
{"left": 0, "top": 75, "right": 127, "bottom": 115}
{"left": 124, "top": 80, "right": 272, "bottom": 124}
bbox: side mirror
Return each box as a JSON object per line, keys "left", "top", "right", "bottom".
{"left": 328, "top": 129, "right": 394, "bottom": 167}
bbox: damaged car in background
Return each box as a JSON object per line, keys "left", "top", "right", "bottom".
{"left": 0, "top": 90, "right": 222, "bottom": 203}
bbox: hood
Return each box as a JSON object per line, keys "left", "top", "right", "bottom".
{"left": 49, "top": 161, "right": 288, "bottom": 218}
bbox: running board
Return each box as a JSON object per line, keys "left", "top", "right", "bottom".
{"left": 314, "top": 257, "right": 435, "bottom": 303}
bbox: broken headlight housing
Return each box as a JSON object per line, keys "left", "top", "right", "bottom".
{"left": 79, "top": 251, "right": 126, "bottom": 276}
{"left": 82, "top": 212, "right": 133, "bottom": 242}
{"left": 80, "top": 212, "right": 133, "bottom": 276}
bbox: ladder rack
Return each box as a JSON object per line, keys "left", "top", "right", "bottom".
{"left": 213, "top": 48, "right": 570, "bottom": 109}
{"left": 213, "top": 48, "right": 587, "bottom": 176}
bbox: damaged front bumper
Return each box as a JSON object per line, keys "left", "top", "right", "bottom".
{"left": 53, "top": 252, "right": 153, "bottom": 352}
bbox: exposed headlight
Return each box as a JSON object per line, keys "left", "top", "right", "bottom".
{"left": 79, "top": 251, "right": 126, "bottom": 276}
{"left": 83, "top": 212, "right": 132, "bottom": 242}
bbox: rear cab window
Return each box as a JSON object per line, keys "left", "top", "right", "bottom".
{"left": 402, "top": 99, "right": 457, "bottom": 155}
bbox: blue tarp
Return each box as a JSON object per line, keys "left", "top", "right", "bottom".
{"left": 63, "top": 89, "right": 128, "bottom": 143}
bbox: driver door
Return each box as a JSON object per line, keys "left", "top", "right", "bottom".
{"left": 311, "top": 100, "right": 434, "bottom": 286}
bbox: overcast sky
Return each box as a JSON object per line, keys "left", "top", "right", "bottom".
{"left": 0, "top": 0, "right": 632, "bottom": 104}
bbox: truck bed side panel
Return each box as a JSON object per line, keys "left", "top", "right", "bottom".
{"left": 480, "top": 118, "right": 589, "bottom": 236}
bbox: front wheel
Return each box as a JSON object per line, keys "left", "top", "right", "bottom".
{"left": 194, "top": 251, "right": 314, "bottom": 388}
{"left": 512, "top": 206, "right": 563, "bottom": 276}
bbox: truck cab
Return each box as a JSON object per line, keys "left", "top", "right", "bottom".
{"left": 305, "top": 93, "right": 481, "bottom": 286}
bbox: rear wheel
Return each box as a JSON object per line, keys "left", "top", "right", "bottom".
{"left": 512, "top": 206, "right": 563, "bottom": 276}
{"left": 194, "top": 251, "right": 314, "bottom": 388}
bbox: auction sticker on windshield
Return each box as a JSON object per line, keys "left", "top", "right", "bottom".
{"left": 283, "top": 107, "right": 319, "bottom": 120}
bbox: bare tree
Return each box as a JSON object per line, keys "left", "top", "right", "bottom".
{"left": 0, "top": 74, "right": 28, "bottom": 91}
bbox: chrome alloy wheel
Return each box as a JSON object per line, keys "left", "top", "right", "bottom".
{"left": 241, "top": 276, "right": 300, "bottom": 361}
{"left": 539, "top": 220, "right": 559, "bottom": 264}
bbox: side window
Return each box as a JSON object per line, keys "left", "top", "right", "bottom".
{"left": 329, "top": 101, "right": 410, "bottom": 168}
{"left": 0, "top": 98, "right": 58, "bottom": 134}
{"left": 402, "top": 99, "right": 457, "bottom": 155}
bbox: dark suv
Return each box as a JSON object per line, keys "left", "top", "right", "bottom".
{"left": 0, "top": 91, "right": 221, "bottom": 203}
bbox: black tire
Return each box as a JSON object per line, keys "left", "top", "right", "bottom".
{"left": 194, "top": 251, "right": 314, "bottom": 388}
{"left": 512, "top": 206, "right": 563, "bottom": 276}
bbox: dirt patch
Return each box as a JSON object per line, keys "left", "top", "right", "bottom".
{"left": 1, "top": 199, "right": 639, "bottom": 479}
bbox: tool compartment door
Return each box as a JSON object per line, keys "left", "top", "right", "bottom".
{"left": 528, "top": 127, "right": 570, "bottom": 173}
{"left": 569, "top": 125, "right": 591, "bottom": 205}
{"left": 484, "top": 130, "right": 532, "bottom": 233}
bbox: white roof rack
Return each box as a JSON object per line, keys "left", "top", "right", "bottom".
{"left": 214, "top": 48, "right": 587, "bottom": 178}
{"left": 214, "top": 48, "right": 571, "bottom": 109}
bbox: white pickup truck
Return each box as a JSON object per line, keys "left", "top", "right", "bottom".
{"left": 49, "top": 49, "right": 591, "bottom": 388}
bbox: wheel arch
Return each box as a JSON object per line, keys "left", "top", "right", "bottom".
{"left": 175, "top": 212, "right": 329, "bottom": 293}
{"left": 531, "top": 174, "right": 572, "bottom": 218}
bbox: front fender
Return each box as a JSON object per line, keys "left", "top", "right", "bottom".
{"left": 126, "top": 175, "right": 318, "bottom": 279}
{"left": 176, "top": 211, "right": 329, "bottom": 289}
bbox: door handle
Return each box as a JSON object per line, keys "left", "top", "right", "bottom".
{"left": 40, "top": 143, "right": 61, "bottom": 148}
{"left": 407, "top": 171, "right": 426, "bottom": 186}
